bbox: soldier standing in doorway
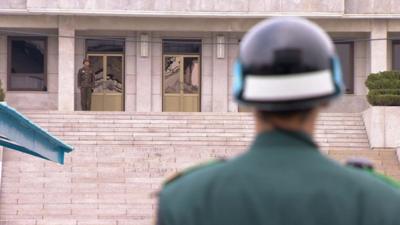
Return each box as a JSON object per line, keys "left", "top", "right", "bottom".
{"left": 78, "top": 59, "right": 95, "bottom": 111}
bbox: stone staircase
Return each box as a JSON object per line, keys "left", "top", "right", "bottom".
{"left": 26, "top": 111, "right": 369, "bottom": 150}
{"left": 1, "top": 111, "right": 399, "bottom": 225}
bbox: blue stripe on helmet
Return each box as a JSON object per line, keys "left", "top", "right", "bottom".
{"left": 332, "top": 56, "right": 344, "bottom": 94}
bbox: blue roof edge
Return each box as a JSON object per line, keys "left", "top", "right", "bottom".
{"left": 0, "top": 102, "right": 74, "bottom": 153}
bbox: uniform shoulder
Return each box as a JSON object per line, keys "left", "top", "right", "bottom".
{"left": 342, "top": 165, "right": 400, "bottom": 197}
{"left": 158, "top": 157, "right": 228, "bottom": 220}
{"left": 311, "top": 156, "right": 400, "bottom": 200}
{"left": 163, "top": 158, "right": 226, "bottom": 187}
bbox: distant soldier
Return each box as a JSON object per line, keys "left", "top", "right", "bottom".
{"left": 77, "top": 59, "right": 95, "bottom": 111}
{"left": 156, "top": 17, "right": 400, "bottom": 225}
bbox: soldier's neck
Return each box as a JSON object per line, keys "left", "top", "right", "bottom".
{"left": 255, "top": 118, "right": 315, "bottom": 137}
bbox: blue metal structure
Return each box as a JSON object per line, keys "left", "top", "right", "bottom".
{"left": 0, "top": 102, "right": 73, "bottom": 164}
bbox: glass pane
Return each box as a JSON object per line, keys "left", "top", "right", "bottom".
{"left": 9, "top": 73, "right": 45, "bottom": 91}
{"left": 88, "top": 56, "right": 104, "bottom": 93}
{"left": 10, "top": 38, "right": 46, "bottom": 90}
{"left": 163, "top": 39, "right": 201, "bottom": 54}
{"left": 164, "top": 56, "right": 181, "bottom": 94}
{"left": 105, "top": 56, "right": 123, "bottom": 93}
{"left": 393, "top": 43, "right": 400, "bottom": 70}
{"left": 183, "top": 57, "right": 200, "bottom": 94}
{"left": 335, "top": 43, "right": 353, "bottom": 94}
{"left": 86, "top": 39, "right": 124, "bottom": 53}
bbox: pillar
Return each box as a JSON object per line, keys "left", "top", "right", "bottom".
{"left": 212, "top": 34, "right": 228, "bottom": 112}
{"left": 58, "top": 16, "right": 75, "bottom": 111}
{"left": 136, "top": 33, "right": 152, "bottom": 112}
{"left": 125, "top": 35, "right": 136, "bottom": 112}
{"left": 370, "top": 20, "right": 388, "bottom": 73}
{"left": 201, "top": 35, "right": 213, "bottom": 112}
{"left": 151, "top": 34, "right": 162, "bottom": 112}
{"left": 0, "top": 36, "right": 7, "bottom": 94}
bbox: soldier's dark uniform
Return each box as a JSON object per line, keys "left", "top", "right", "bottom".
{"left": 158, "top": 129, "right": 400, "bottom": 225}
{"left": 157, "top": 17, "right": 400, "bottom": 225}
{"left": 77, "top": 66, "right": 95, "bottom": 111}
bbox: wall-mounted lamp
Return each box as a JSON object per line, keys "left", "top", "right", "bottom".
{"left": 216, "top": 35, "right": 225, "bottom": 59}
{"left": 140, "top": 34, "right": 149, "bottom": 57}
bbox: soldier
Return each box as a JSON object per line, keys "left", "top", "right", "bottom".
{"left": 77, "top": 59, "right": 95, "bottom": 111}
{"left": 157, "top": 17, "right": 400, "bottom": 225}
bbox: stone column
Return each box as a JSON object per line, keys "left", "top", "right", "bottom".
{"left": 370, "top": 20, "right": 388, "bottom": 73}
{"left": 212, "top": 34, "right": 228, "bottom": 112}
{"left": 58, "top": 16, "right": 75, "bottom": 111}
{"left": 201, "top": 35, "right": 213, "bottom": 112}
{"left": 74, "top": 37, "right": 85, "bottom": 110}
{"left": 151, "top": 34, "right": 162, "bottom": 112}
{"left": 354, "top": 41, "right": 369, "bottom": 96}
{"left": 125, "top": 35, "right": 136, "bottom": 112}
{"left": 136, "top": 33, "right": 152, "bottom": 112}
{"left": 47, "top": 37, "right": 59, "bottom": 110}
{"left": 0, "top": 35, "right": 7, "bottom": 94}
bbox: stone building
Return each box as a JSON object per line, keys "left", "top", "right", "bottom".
{"left": 0, "top": 0, "right": 398, "bottom": 113}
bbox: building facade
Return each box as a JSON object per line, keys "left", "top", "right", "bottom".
{"left": 0, "top": 0, "right": 398, "bottom": 113}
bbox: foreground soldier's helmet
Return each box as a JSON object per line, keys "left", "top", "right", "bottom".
{"left": 234, "top": 17, "right": 344, "bottom": 111}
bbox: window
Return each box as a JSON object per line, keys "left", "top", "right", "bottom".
{"left": 335, "top": 42, "right": 354, "bottom": 94}
{"left": 163, "top": 39, "right": 201, "bottom": 54}
{"left": 86, "top": 39, "right": 124, "bottom": 53}
{"left": 392, "top": 41, "right": 400, "bottom": 70}
{"left": 8, "top": 37, "right": 47, "bottom": 91}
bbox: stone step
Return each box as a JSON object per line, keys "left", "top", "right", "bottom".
{"left": 55, "top": 135, "right": 368, "bottom": 142}
{"left": 24, "top": 110, "right": 370, "bottom": 151}
{"left": 27, "top": 116, "right": 364, "bottom": 121}
{"left": 23, "top": 111, "right": 362, "bottom": 116}
{"left": 28, "top": 116, "right": 364, "bottom": 122}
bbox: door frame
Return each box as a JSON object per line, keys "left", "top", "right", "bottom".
{"left": 162, "top": 54, "right": 201, "bottom": 112}
{"left": 86, "top": 53, "right": 125, "bottom": 111}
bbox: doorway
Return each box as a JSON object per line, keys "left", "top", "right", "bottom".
{"left": 163, "top": 55, "right": 200, "bottom": 112}
{"left": 87, "top": 54, "right": 124, "bottom": 111}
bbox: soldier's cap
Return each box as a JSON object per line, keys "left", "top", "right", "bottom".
{"left": 83, "top": 59, "right": 90, "bottom": 64}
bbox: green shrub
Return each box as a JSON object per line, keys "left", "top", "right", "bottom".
{"left": 366, "top": 71, "right": 400, "bottom": 106}
{"left": 367, "top": 93, "right": 400, "bottom": 106}
{"left": 368, "top": 89, "right": 400, "bottom": 95}
{"left": 0, "top": 80, "right": 4, "bottom": 101}
{"left": 365, "top": 71, "right": 400, "bottom": 89}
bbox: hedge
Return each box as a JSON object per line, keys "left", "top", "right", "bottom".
{"left": 365, "top": 71, "right": 400, "bottom": 89}
{"left": 367, "top": 94, "right": 400, "bottom": 106}
{"left": 368, "top": 89, "right": 400, "bottom": 95}
{"left": 365, "top": 71, "right": 400, "bottom": 106}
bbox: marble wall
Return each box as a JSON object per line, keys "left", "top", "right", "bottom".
{"left": 4, "top": 1, "right": 400, "bottom": 17}
{"left": 22, "top": 0, "right": 344, "bottom": 14}
{"left": 345, "top": 0, "right": 400, "bottom": 14}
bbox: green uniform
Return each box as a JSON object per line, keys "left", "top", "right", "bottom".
{"left": 77, "top": 67, "right": 95, "bottom": 111}
{"left": 158, "top": 129, "right": 400, "bottom": 225}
